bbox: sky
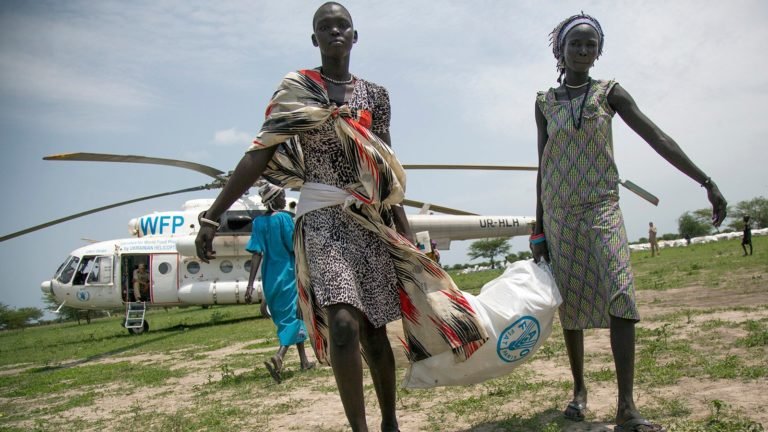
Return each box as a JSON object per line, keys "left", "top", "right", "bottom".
{"left": 1, "top": 0, "right": 766, "bottom": 313}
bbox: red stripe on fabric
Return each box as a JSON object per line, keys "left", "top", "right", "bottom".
{"left": 264, "top": 102, "right": 275, "bottom": 118}
{"left": 462, "top": 340, "right": 483, "bottom": 358}
{"left": 344, "top": 118, "right": 380, "bottom": 194}
{"left": 314, "top": 325, "right": 325, "bottom": 360}
{"left": 441, "top": 290, "right": 475, "bottom": 313}
{"left": 345, "top": 116, "right": 371, "bottom": 140}
{"left": 398, "top": 336, "right": 410, "bottom": 354}
{"left": 421, "top": 258, "right": 444, "bottom": 278}
{"left": 430, "top": 316, "right": 462, "bottom": 347}
{"left": 358, "top": 109, "right": 372, "bottom": 130}
{"left": 300, "top": 69, "right": 326, "bottom": 88}
{"left": 298, "top": 283, "right": 308, "bottom": 302}
{"left": 348, "top": 189, "right": 374, "bottom": 205}
{"left": 399, "top": 287, "right": 419, "bottom": 323}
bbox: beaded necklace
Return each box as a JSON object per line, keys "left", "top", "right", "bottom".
{"left": 320, "top": 71, "right": 354, "bottom": 85}
{"left": 564, "top": 78, "right": 591, "bottom": 130}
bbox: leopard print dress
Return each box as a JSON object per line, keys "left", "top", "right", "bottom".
{"left": 298, "top": 76, "right": 401, "bottom": 328}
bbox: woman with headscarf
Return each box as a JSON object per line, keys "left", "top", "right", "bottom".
{"left": 245, "top": 182, "right": 313, "bottom": 383}
{"left": 194, "top": 3, "right": 487, "bottom": 430}
{"left": 532, "top": 13, "right": 727, "bottom": 432}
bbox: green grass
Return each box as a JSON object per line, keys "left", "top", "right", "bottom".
{"left": 632, "top": 236, "right": 766, "bottom": 292}
{"left": 0, "top": 236, "right": 765, "bottom": 431}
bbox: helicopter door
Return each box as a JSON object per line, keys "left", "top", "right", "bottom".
{"left": 82, "top": 255, "right": 116, "bottom": 308}
{"left": 150, "top": 253, "right": 179, "bottom": 304}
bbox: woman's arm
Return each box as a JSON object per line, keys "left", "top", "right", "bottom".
{"left": 245, "top": 253, "right": 263, "bottom": 304}
{"left": 533, "top": 102, "right": 550, "bottom": 263}
{"left": 608, "top": 84, "right": 727, "bottom": 226}
{"left": 195, "top": 147, "right": 278, "bottom": 262}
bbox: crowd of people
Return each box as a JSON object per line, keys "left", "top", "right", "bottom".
{"left": 193, "top": 4, "right": 728, "bottom": 432}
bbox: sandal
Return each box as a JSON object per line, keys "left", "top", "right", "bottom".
{"left": 614, "top": 418, "right": 666, "bottom": 432}
{"left": 564, "top": 400, "right": 587, "bottom": 422}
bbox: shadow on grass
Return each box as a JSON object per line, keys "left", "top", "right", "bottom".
{"left": 156, "top": 314, "right": 262, "bottom": 332}
{"left": 456, "top": 408, "right": 614, "bottom": 431}
{"left": 28, "top": 315, "right": 263, "bottom": 373}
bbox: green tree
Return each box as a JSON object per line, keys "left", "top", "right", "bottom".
{"left": 468, "top": 238, "right": 511, "bottom": 269}
{"left": 0, "top": 303, "right": 44, "bottom": 330}
{"left": 727, "top": 196, "right": 768, "bottom": 231}
{"left": 678, "top": 209, "right": 715, "bottom": 238}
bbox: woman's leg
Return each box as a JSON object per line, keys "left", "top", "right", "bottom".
{"left": 327, "top": 304, "right": 368, "bottom": 432}
{"left": 610, "top": 316, "right": 641, "bottom": 424}
{"left": 273, "top": 345, "right": 289, "bottom": 370}
{"left": 359, "top": 318, "right": 399, "bottom": 432}
{"left": 296, "top": 342, "right": 315, "bottom": 370}
{"left": 563, "top": 329, "right": 588, "bottom": 414}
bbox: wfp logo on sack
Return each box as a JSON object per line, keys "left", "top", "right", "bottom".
{"left": 497, "top": 316, "right": 540, "bottom": 363}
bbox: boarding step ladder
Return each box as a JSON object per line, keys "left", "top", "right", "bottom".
{"left": 124, "top": 302, "right": 147, "bottom": 329}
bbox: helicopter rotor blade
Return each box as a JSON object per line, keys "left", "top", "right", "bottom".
{"left": 402, "top": 164, "right": 538, "bottom": 172}
{"left": 401, "top": 199, "right": 479, "bottom": 216}
{"left": 0, "top": 185, "right": 214, "bottom": 243}
{"left": 44, "top": 152, "right": 227, "bottom": 181}
{"left": 620, "top": 179, "right": 660, "bottom": 206}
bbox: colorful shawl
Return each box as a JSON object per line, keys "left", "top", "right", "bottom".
{"left": 249, "top": 69, "right": 488, "bottom": 365}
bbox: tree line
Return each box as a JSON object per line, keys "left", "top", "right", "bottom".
{"left": 676, "top": 196, "right": 766, "bottom": 239}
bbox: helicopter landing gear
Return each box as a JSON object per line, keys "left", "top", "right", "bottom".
{"left": 127, "top": 320, "right": 149, "bottom": 335}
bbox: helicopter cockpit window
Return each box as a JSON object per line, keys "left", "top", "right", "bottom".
{"left": 73, "top": 256, "right": 95, "bottom": 285}
{"left": 86, "top": 256, "right": 112, "bottom": 285}
{"left": 56, "top": 256, "right": 79, "bottom": 284}
{"left": 219, "top": 260, "right": 233, "bottom": 273}
{"left": 186, "top": 261, "right": 200, "bottom": 274}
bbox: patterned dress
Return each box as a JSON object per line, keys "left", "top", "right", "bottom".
{"left": 536, "top": 79, "right": 640, "bottom": 330}
{"left": 249, "top": 69, "right": 488, "bottom": 365}
{"left": 299, "top": 78, "right": 401, "bottom": 328}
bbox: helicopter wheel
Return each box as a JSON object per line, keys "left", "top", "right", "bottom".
{"left": 128, "top": 320, "right": 149, "bottom": 335}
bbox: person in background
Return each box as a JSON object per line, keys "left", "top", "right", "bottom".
{"left": 648, "top": 222, "right": 659, "bottom": 257}
{"left": 742, "top": 215, "right": 753, "bottom": 256}
{"left": 246, "top": 182, "right": 314, "bottom": 383}
{"left": 426, "top": 239, "right": 441, "bottom": 264}
{"left": 132, "top": 263, "right": 149, "bottom": 302}
{"left": 531, "top": 13, "right": 727, "bottom": 432}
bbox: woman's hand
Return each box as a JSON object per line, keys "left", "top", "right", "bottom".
{"left": 195, "top": 223, "right": 217, "bottom": 263}
{"left": 531, "top": 240, "right": 550, "bottom": 264}
{"left": 706, "top": 182, "right": 727, "bottom": 227}
{"left": 244, "top": 286, "right": 254, "bottom": 304}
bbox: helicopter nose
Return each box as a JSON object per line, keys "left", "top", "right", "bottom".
{"left": 41, "top": 280, "right": 52, "bottom": 295}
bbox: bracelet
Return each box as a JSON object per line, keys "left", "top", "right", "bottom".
{"left": 199, "top": 215, "right": 220, "bottom": 228}
{"left": 700, "top": 177, "right": 713, "bottom": 188}
{"left": 530, "top": 233, "right": 546, "bottom": 245}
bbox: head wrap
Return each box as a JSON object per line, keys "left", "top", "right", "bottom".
{"left": 258, "top": 182, "right": 284, "bottom": 208}
{"left": 549, "top": 13, "right": 605, "bottom": 73}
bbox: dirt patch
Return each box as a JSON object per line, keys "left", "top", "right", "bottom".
{"left": 6, "top": 283, "right": 767, "bottom": 431}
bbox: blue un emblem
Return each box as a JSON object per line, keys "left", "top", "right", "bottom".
{"left": 497, "top": 316, "right": 540, "bottom": 363}
{"left": 76, "top": 290, "right": 90, "bottom": 302}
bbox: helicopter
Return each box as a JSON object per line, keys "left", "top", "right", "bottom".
{"left": 2, "top": 153, "right": 542, "bottom": 334}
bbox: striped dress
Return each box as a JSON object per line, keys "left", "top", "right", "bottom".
{"left": 536, "top": 79, "right": 640, "bottom": 330}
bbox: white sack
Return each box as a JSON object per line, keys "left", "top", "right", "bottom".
{"left": 401, "top": 260, "right": 562, "bottom": 389}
